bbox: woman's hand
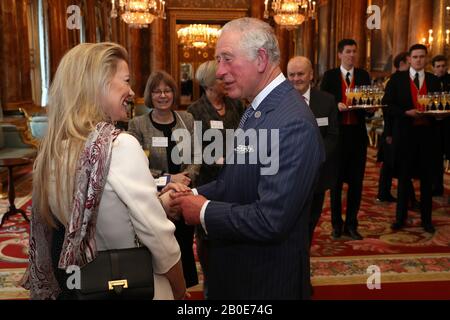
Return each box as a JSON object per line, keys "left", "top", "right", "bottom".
{"left": 161, "top": 182, "right": 191, "bottom": 194}
{"left": 170, "top": 172, "right": 191, "bottom": 186}
{"left": 159, "top": 191, "right": 181, "bottom": 221}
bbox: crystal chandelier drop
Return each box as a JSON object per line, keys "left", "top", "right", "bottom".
{"left": 177, "top": 24, "right": 221, "bottom": 49}
{"left": 264, "top": 0, "right": 316, "bottom": 30}
{"left": 111, "top": 0, "right": 166, "bottom": 29}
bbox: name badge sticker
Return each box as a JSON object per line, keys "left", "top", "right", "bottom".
{"left": 152, "top": 137, "right": 169, "bottom": 147}
{"left": 317, "top": 117, "right": 329, "bottom": 127}
{"left": 210, "top": 120, "right": 224, "bottom": 129}
{"left": 155, "top": 176, "right": 168, "bottom": 187}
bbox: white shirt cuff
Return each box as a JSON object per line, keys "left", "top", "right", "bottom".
{"left": 200, "top": 200, "right": 210, "bottom": 234}
{"left": 192, "top": 188, "right": 198, "bottom": 196}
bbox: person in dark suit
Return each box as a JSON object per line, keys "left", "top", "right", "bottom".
{"left": 377, "top": 52, "right": 410, "bottom": 202}
{"left": 431, "top": 55, "right": 449, "bottom": 197}
{"left": 173, "top": 17, "right": 324, "bottom": 300}
{"left": 287, "top": 56, "right": 339, "bottom": 246}
{"left": 431, "top": 55, "right": 450, "bottom": 91}
{"left": 377, "top": 52, "right": 419, "bottom": 209}
{"left": 383, "top": 44, "right": 441, "bottom": 233}
{"left": 320, "top": 39, "right": 371, "bottom": 240}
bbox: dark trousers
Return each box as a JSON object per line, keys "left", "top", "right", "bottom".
{"left": 432, "top": 121, "right": 445, "bottom": 194}
{"left": 309, "top": 191, "right": 326, "bottom": 245}
{"left": 377, "top": 163, "right": 417, "bottom": 202}
{"left": 174, "top": 220, "right": 198, "bottom": 288}
{"left": 331, "top": 125, "right": 367, "bottom": 230}
{"left": 396, "top": 126, "right": 435, "bottom": 225}
{"left": 377, "top": 162, "right": 394, "bottom": 199}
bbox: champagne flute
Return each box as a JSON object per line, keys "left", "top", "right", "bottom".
{"left": 346, "top": 87, "right": 356, "bottom": 106}
{"left": 417, "top": 94, "right": 428, "bottom": 112}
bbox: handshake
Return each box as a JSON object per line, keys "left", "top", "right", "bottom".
{"left": 158, "top": 182, "right": 208, "bottom": 226}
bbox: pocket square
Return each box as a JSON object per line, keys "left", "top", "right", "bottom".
{"left": 235, "top": 144, "right": 255, "bottom": 154}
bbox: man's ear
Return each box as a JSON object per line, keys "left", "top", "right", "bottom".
{"left": 256, "top": 48, "right": 269, "bottom": 73}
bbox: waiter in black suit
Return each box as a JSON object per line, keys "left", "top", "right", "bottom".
{"left": 287, "top": 56, "right": 339, "bottom": 245}
{"left": 383, "top": 44, "right": 441, "bottom": 233}
{"left": 431, "top": 55, "right": 450, "bottom": 91}
{"left": 320, "top": 39, "right": 371, "bottom": 240}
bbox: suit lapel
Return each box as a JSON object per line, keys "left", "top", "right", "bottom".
{"left": 333, "top": 68, "right": 342, "bottom": 102}
{"left": 309, "top": 88, "right": 319, "bottom": 117}
{"left": 403, "top": 71, "right": 414, "bottom": 106}
{"left": 244, "top": 80, "right": 293, "bottom": 129}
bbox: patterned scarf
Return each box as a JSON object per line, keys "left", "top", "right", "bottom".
{"left": 20, "top": 122, "right": 121, "bottom": 299}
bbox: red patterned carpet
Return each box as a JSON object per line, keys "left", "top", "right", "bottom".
{"left": 0, "top": 150, "right": 449, "bottom": 300}
{"left": 309, "top": 149, "right": 450, "bottom": 299}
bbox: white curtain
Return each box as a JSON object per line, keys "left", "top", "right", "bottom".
{"left": 38, "top": 0, "right": 50, "bottom": 107}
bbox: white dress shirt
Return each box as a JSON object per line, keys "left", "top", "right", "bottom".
{"left": 340, "top": 65, "right": 355, "bottom": 85}
{"left": 303, "top": 86, "right": 311, "bottom": 106}
{"left": 409, "top": 67, "right": 425, "bottom": 89}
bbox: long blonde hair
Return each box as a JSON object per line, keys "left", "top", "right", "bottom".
{"left": 35, "top": 42, "right": 129, "bottom": 227}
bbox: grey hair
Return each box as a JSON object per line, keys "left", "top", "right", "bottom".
{"left": 220, "top": 17, "right": 280, "bottom": 64}
{"left": 196, "top": 60, "right": 218, "bottom": 89}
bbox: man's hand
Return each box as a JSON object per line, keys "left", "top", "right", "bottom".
{"left": 405, "top": 109, "right": 419, "bottom": 118}
{"left": 170, "top": 172, "right": 191, "bottom": 186}
{"left": 171, "top": 194, "right": 208, "bottom": 225}
{"left": 338, "top": 102, "right": 349, "bottom": 112}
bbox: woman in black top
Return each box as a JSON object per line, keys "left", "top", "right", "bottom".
{"left": 187, "top": 60, "right": 244, "bottom": 187}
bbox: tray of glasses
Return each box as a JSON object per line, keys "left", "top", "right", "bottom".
{"left": 416, "top": 110, "right": 450, "bottom": 117}
{"left": 347, "top": 104, "right": 387, "bottom": 110}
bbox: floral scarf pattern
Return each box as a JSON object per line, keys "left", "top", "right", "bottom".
{"left": 21, "top": 122, "right": 121, "bottom": 299}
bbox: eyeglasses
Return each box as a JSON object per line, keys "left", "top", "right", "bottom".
{"left": 152, "top": 89, "right": 173, "bottom": 96}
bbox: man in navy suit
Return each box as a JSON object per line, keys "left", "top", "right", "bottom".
{"left": 287, "top": 56, "right": 339, "bottom": 247}
{"left": 173, "top": 18, "right": 324, "bottom": 299}
{"left": 320, "top": 39, "right": 372, "bottom": 240}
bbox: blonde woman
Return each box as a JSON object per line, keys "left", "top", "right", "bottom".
{"left": 21, "top": 43, "right": 187, "bottom": 300}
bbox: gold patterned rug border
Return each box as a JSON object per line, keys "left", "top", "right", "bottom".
{"left": 312, "top": 273, "right": 450, "bottom": 286}
{"left": 311, "top": 252, "right": 450, "bottom": 262}
{"left": 0, "top": 268, "right": 29, "bottom": 300}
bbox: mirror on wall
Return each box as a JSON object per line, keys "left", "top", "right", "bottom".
{"left": 168, "top": 8, "right": 247, "bottom": 109}
{"left": 176, "top": 23, "right": 221, "bottom": 107}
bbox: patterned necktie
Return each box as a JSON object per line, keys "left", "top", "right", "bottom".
{"left": 303, "top": 95, "right": 309, "bottom": 106}
{"left": 414, "top": 72, "right": 420, "bottom": 89}
{"left": 345, "top": 72, "right": 351, "bottom": 86}
{"left": 238, "top": 106, "right": 255, "bottom": 129}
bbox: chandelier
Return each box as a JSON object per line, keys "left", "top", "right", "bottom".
{"left": 420, "top": 5, "right": 450, "bottom": 50}
{"left": 264, "top": 0, "right": 316, "bottom": 30}
{"left": 111, "top": 0, "right": 166, "bottom": 28}
{"left": 177, "top": 24, "right": 221, "bottom": 49}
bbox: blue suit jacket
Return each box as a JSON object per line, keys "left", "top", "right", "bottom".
{"left": 197, "top": 80, "right": 325, "bottom": 299}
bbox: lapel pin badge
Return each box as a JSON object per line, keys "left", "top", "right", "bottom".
{"left": 255, "top": 111, "right": 261, "bottom": 119}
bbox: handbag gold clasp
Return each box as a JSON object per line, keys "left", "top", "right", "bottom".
{"left": 108, "top": 279, "right": 128, "bottom": 291}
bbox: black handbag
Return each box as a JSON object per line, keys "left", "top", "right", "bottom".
{"left": 75, "top": 247, "right": 154, "bottom": 300}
